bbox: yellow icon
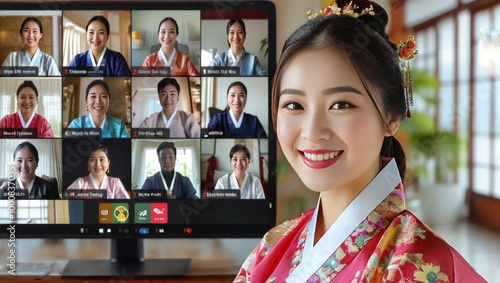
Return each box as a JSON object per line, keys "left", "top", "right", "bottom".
{"left": 114, "top": 205, "right": 129, "bottom": 223}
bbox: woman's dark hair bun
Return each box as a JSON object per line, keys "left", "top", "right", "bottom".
{"left": 336, "top": 0, "right": 395, "bottom": 51}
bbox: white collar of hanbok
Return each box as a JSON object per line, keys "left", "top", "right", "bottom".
{"left": 229, "top": 172, "right": 249, "bottom": 189}
{"left": 18, "top": 111, "right": 36, "bottom": 128}
{"left": 229, "top": 110, "right": 244, "bottom": 128}
{"left": 287, "top": 158, "right": 401, "bottom": 282}
{"left": 228, "top": 48, "right": 244, "bottom": 67}
{"left": 88, "top": 114, "right": 107, "bottom": 131}
{"left": 159, "top": 48, "right": 177, "bottom": 67}
{"left": 17, "top": 176, "right": 36, "bottom": 194}
{"left": 161, "top": 109, "right": 178, "bottom": 128}
{"left": 89, "top": 173, "right": 108, "bottom": 190}
{"left": 22, "top": 47, "right": 40, "bottom": 64}
{"left": 90, "top": 46, "right": 108, "bottom": 67}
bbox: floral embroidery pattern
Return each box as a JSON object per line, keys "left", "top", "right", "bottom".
{"left": 414, "top": 263, "right": 449, "bottom": 283}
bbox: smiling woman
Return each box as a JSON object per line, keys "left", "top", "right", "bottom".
{"left": 67, "top": 79, "right": 130, "bottom": 138}
{"left": 67, "top": 144, "right": 130, "bottom": 199}
{"left": 1, "top": 17, "right": 61, "bottom": 76}
{"left": 0, "top": 80, "right": 55, "bottom": 138}
{"left": 234, "top": 0, "right": 487, "bottom": 282}
{"left": 69, "top": 15, "right": 131, "bottom": 76}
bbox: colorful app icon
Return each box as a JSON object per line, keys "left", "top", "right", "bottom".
{"left": 112, "top": 203, "right": 129, "bottom": 223}
{"left": 151, "top": 203, "right": 168, "bottom": 224}
{"left": 99, "top": 203, "right": 113, "bottom": 223}
{"left": 134, "top": 203, "right": 150, "bottom": 223}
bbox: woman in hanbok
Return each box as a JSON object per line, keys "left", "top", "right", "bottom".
{"left": 234, "top": 1, "right": 486, "bottom": 282}
{"left": 138, "top": 77, "right": 200, "bottom": 137}
{"left": 69, "top": 15, "right": 130, "bottom": 76}
{"left": 2, "top": 17, "right": 60, "bottom": 76}
{"left": 68, "top": 79, "right": 130, "bottom": 138}
{"left": 0, "top": 80, "right": 54, "bottom": 138}
{"left": 67, "top": 145, "right": 129, "bottom": 199}
{"left": 207, "top": 81, "right": 267, "bottom": 138}
{"left": 0, "top": 141, "right": 60, "bottom": 199}
{"left": 141, "top": 17, "right": 200, "bottom": 77}
{"left": 209, "top": 18, "right": 266, "bottom": 77}
{"left": 215, "top": 144, "right": 265, "bottom": 199}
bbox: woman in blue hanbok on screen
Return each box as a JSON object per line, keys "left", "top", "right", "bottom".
{"left": 207, "top": 81, "right": 267, "bottom": 138}
{"left": 2, "top": 17, "right": 60, "bottom": 76}
{"left": 69, "top": 15, "right": 130, "bottom": 76}
{"left": 209, "top": 18, "right": 266, "bottom": 77}
{"left": 68, "top": 79, "right": 130, "bottom": 138}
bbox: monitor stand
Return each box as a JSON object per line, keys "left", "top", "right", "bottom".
{"left": 61, "top": 238, "right": 191, "bottom": 279}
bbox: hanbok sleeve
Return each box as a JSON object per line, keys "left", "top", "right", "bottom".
{"left": 67, "top": 178, "right": 84, "bottom": 190}
{"left": 47, "top": 56, "right": 61, "bottom": 76}
{"left": 112, "top": 52, "right": 131, "bottom": 76}
{"left": 187, "top": 62, "right": 200, "bottom": 76}
{"left": 39, "top": 117, "right": 55, "bottom": 138}
{"left": 141, "top": 54, "right": 152, "bottom": 67}
{"left": 252, "top": 56, "right": 267, "bottom": 76}
{"left": 252, "top": 176, "right": 265, "bottom": 199}
{"left": 119, "top": 120, "right": 130, "bottom": 138}
{"left": 255, "top": 117, "right": 267, "bottom": 138}
{"left": 68, "top": 116, "right": 83, "bottom": 129}
{"left": 112, "top": 178, "right": 130, "bottom": 199}
{"left": 214, "top": 175, "right": 226, "bottom": 190}
{"left": 209, "top": 53, "right": 223, "bottom": 67}
{"left": 2, "top": 52, "right": 14, "bottom": 67}
{"left": 185, "top": 114, "right": 200, "bottom": 138}
{"left": 207, "top": 114, "right": 221, "bottom": 131}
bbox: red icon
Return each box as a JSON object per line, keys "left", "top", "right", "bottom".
{"left": 150, "top": 203, "right": 168, "bottom": 224}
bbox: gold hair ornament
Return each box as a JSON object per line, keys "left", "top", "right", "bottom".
{"left": 307, "top": 1, "right": 375, "bottom": 19}
{"left": 397, "top": 35, "right": 418, "bottom": 118}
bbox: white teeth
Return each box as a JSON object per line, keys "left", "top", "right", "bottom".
{"left": 304, "top": 151, "right": 341, "bottom": 161}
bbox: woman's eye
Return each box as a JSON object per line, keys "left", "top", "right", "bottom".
{"left": 331, "top": 101, "right": 352, "bottom": 110}
{"left": 282, "top": 102, "right": 303, "bottom": 110}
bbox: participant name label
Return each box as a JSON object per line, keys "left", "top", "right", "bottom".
{"left": 0, "top": 129, "right": 37, "bottom": 138}
{"left": 64, "top": 189, "right": 107, "bottom": 199}
{"left": 202, "top": 190, "right": 240, "bottom": 199}
{"left": 0, "top": 67, "right": 38, "bottom": 76}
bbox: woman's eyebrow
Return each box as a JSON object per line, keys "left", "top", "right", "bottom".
{"left": 280, "top": 86, "right": 363, "bottom": 96}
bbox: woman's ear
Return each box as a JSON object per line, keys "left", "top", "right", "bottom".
{"left": 385, "top": 119, "right": 400, "bottom": 137}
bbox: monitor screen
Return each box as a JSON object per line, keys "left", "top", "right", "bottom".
{"left": 0, "top": 0, "right": 276, "bottom": 277}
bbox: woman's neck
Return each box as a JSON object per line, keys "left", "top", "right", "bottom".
{"left": 161, "top": 46, "right": 175, "bottom": 60}
{"left": 25, "top": 46, "right": 38, "bottom": 60}
{"left": 91, "top": 114, "right": 105, "bottom": 128}
{"left": 231, "top": 46, "right": 243, "bottom": 57}
{"left": 314, "top": 161, "right": 381, "bottom": 245}
{"left": 92, "top": 174, "right": 105, "bottom": 188}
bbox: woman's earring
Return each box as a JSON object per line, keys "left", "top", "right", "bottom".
{"left": 106, "top": 168, "right": 110, "bottom": 174}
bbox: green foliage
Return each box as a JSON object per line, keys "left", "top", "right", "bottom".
{"left": 399, "top": 70, "right": 464, "bottom": 184}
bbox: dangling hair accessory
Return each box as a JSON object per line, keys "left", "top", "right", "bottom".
{"left": 397, "top": 35, "right": 418, "bottom": 118}
{"left": 307, "top": 1, "right": 375, "bottom": 19}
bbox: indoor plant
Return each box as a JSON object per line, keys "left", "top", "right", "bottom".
{"left": 398, "top": 70, "right": 466, "bottom": 226}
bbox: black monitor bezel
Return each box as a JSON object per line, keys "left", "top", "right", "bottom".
{"left": 0, "top": 0, "right": 277, "bottom": 239}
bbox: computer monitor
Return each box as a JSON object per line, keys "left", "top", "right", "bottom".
{"left": 0, "top": 0, "right": 276, "bottom": 278}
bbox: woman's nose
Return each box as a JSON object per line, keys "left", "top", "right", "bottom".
{"left": 300, "top": 111, "right": 332, "bottom": 142}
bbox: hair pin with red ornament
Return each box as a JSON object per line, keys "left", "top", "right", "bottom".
{"left": 397, "top": 35, "right": 418, "bottom": 118}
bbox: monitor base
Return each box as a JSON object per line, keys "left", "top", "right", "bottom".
{"left": 61, "top": 258, "right": 191, "bottom": 279}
